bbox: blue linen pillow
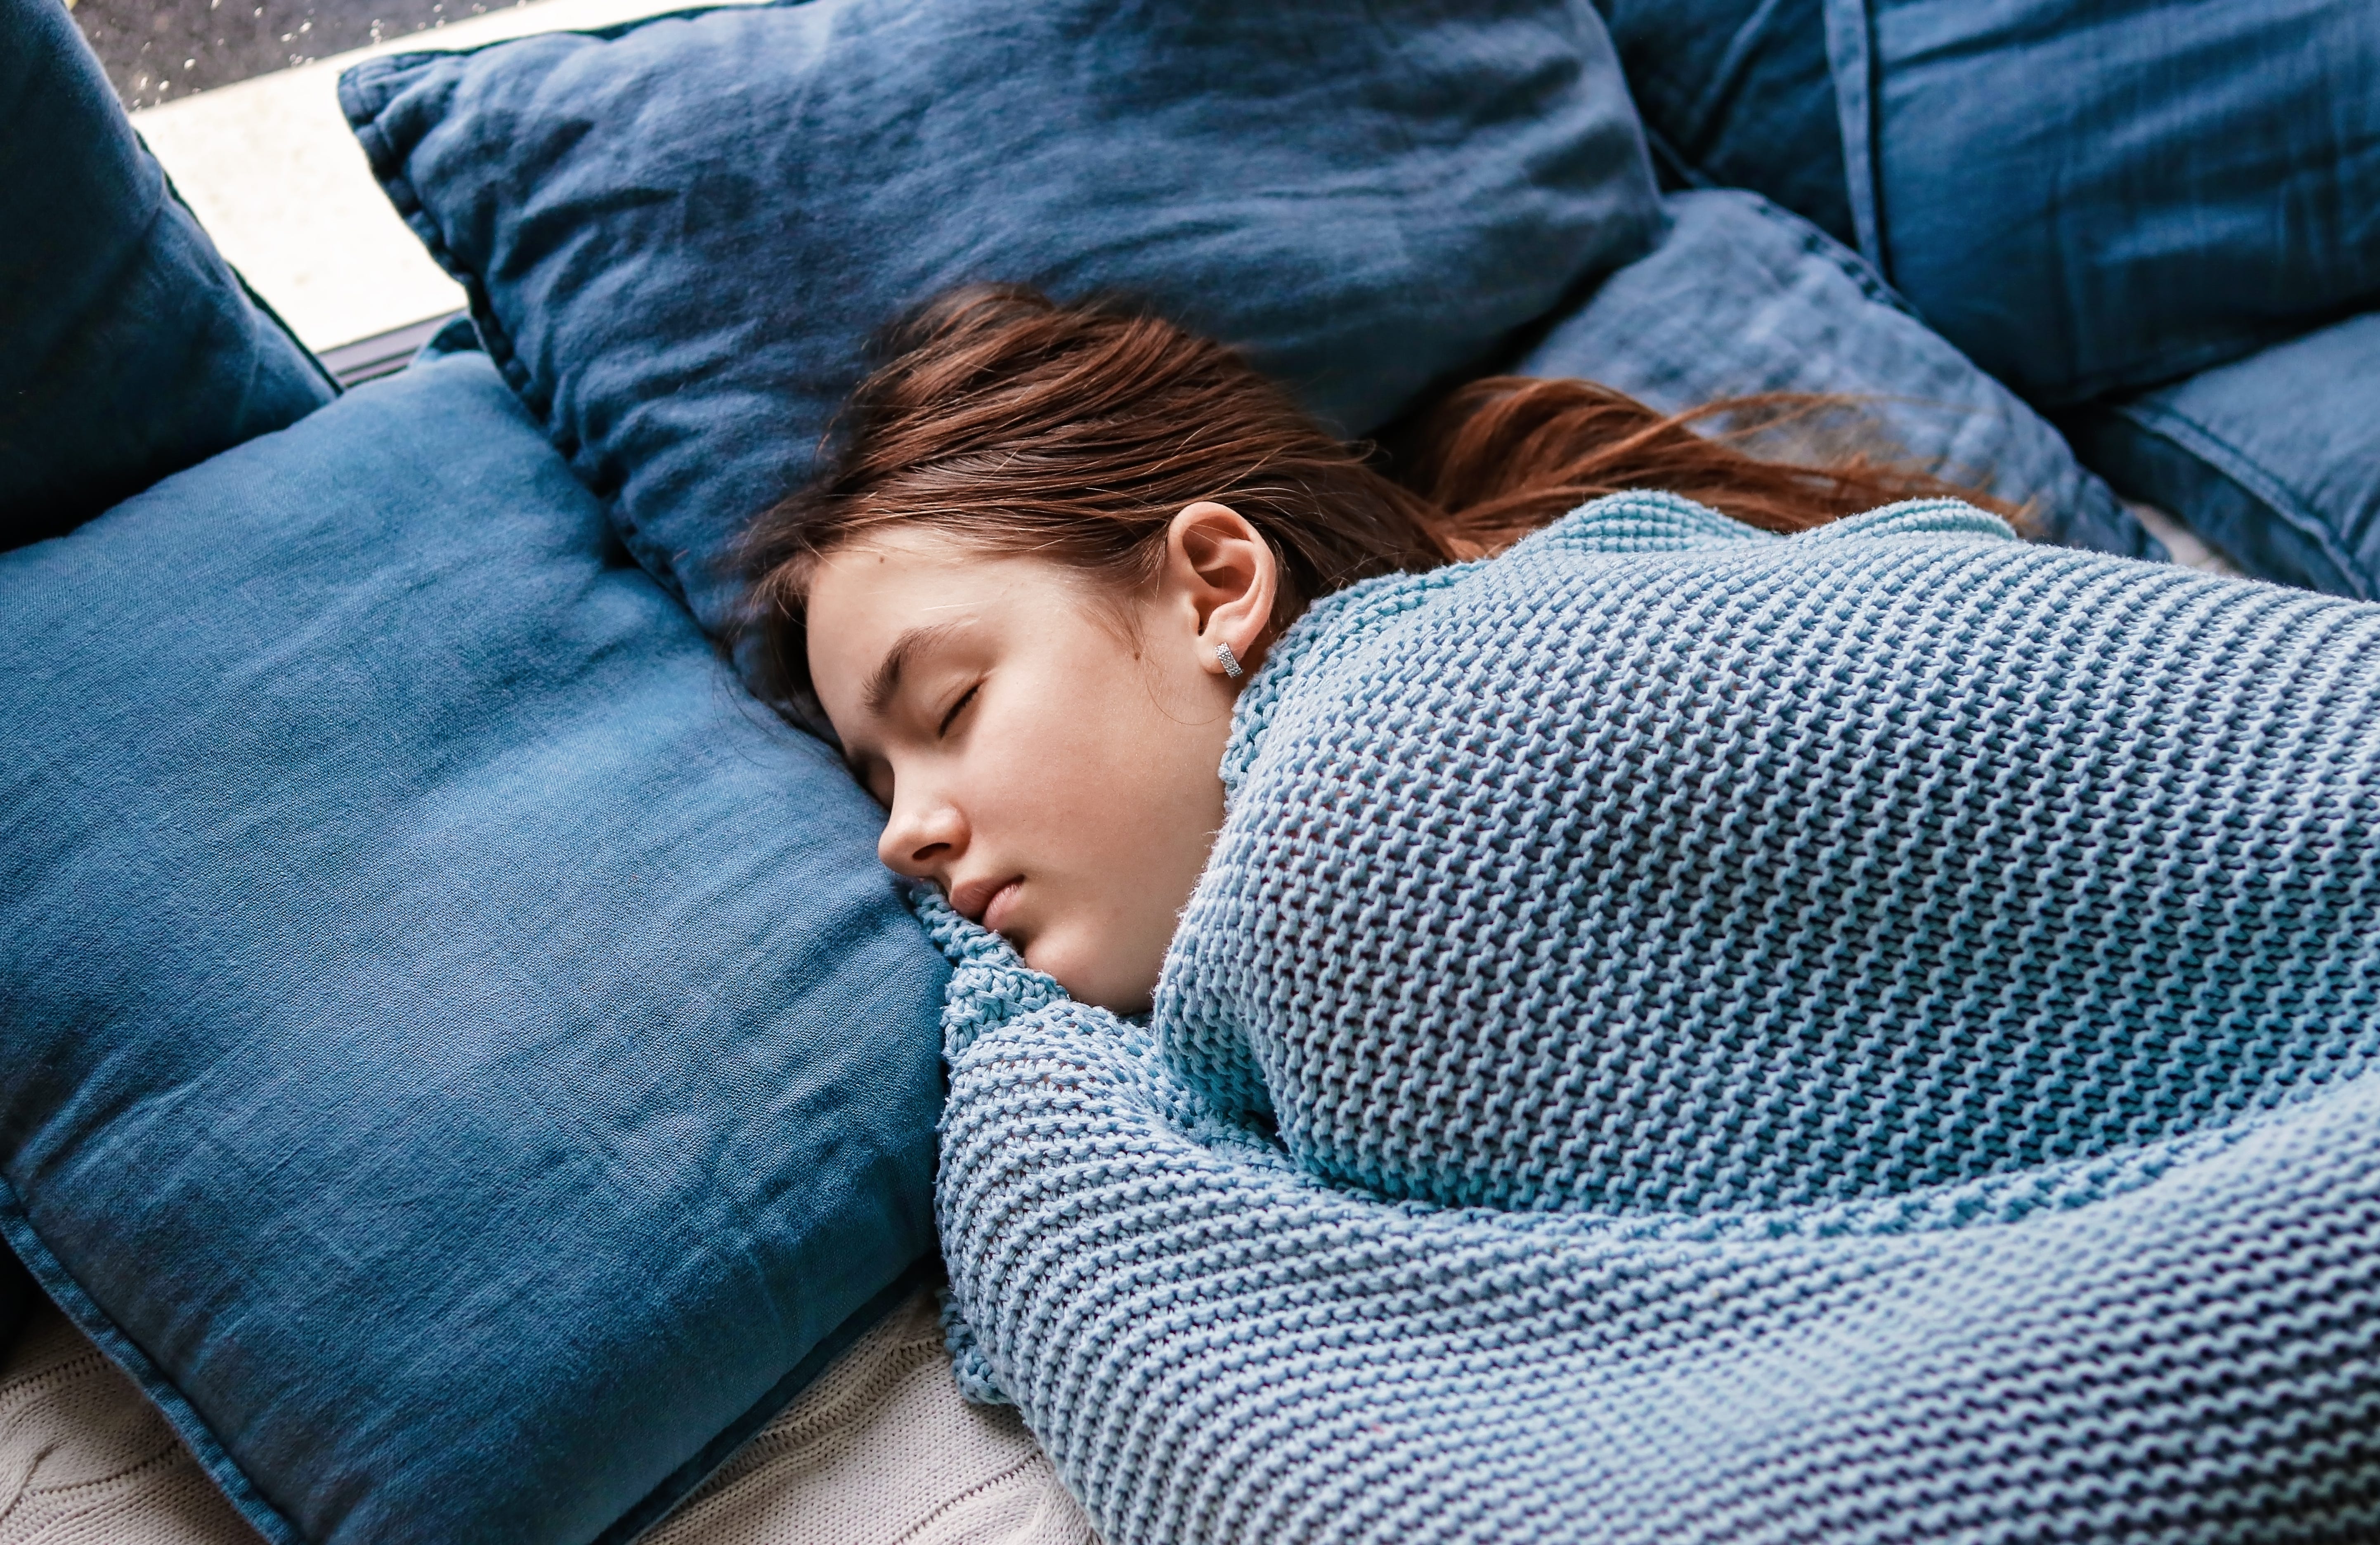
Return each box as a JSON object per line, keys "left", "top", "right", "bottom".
{"left": 337, "top": 0, "right": 1663, "bottom": 632}
{"left": 0, "top": 0, "right": 333, "bottom": 548}
{"left": 0, "top": 348, "right": 948, "bottom": 1545}
{"left": 2064, "top": 312, "right": 2380, "bottom": 600}
{"left": 1517, "top": 190, "right": 2153, "bottom": 558}
{"left": 1827, "top": 0, "right": 2380, "bottom": 406}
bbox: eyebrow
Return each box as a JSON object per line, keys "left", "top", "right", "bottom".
{"left": 862, "top": 622, "right": 962, "bottom": 717}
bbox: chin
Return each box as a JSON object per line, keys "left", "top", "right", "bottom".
{"left": 1028, "top": 936, "right": 1156, "bottom": 1018}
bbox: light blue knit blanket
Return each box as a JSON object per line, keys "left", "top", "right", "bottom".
{"left": 923, "top": 492, "right": 2380, "bottom": 1544}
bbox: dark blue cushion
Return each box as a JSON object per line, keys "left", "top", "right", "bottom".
{"left": 0, "top": 348, "right": 948, "bottom": 1545}
{"left": 1593, "top": 0, "right": 1854, "bottom": 248}
{"left": 337, "top": 0, "right": 1662, "bottom": 631}
{"left": 0, "top": 0, "right": 333, "bottom": 548}
{"left": 2064, "top": 312, "right": 2380, "bottom": 600}
{"left": 1830, "top": 0, "right": 2380, "bottom": 406}
{"left": 1517, "top": 190, "right": 2153, "bottom": 558}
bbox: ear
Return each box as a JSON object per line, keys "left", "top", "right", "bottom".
{"left": 1158, "top": 501, "right": 1279, "bottom": 680}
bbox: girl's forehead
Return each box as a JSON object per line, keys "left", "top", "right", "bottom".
{"left": 806, "top": 542, "right": 1092, "bottom": 700}
{"left": 811, "top": 536, "right": 1102, "bottom": 621}
{"left": 810, "top": 536, "right": 985, "bottom": 620}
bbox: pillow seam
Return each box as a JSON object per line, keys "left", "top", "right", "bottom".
{"left": 2105, "top": 399, "right": 2368, "bottom": 600}
{"left": 0, "top": 1183, "right": 303, "bottom": 1545}
{"left": 336, "top": 57, "right": 686, "bottom": 597}
{"left": 336, "top": 61, "right": 565, "bottom": 449}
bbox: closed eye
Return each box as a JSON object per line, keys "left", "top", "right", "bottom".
{"left": 938, "top": 681, "right": 981, "bottom": 738}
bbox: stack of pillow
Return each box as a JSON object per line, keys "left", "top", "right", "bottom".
{"left": 1593, "top": 0, "right": 2380, "bottom": 593}
{"left": 4, "top": 0, "right": 2373, "bottom": 1540}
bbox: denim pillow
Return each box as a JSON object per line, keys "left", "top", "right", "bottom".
{"left": 0, "top": 349, "right": 948, "bottom": 1545}
{"left": 337, "top": 0, "right": 1662, "bottom": 632}
{"left": 1593, "top": 0, "right": 1853, "bottom": 248}
{"left": 1586, "top": 0, "right": 2380, "bottom": 408}
{"left": 0, "top": 0, "right": 333, "bottom": 548}
{"left": 2064, "top": 312, "right": 2380, "bottom": 600}
{"left": 1517, "top": 190, "right": 2152, "bottom": 558}
{"left": 1828, "top": 0, "right": 2380, "bottom": 406}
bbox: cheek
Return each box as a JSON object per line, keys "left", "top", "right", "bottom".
{"left": 971, "top": 664, "right": 1185, "bottom": 853}
{"left": 992, "top": 662, "right": 1229, "bottom": 994}
{"left": 965, "top": 639, "right": 1230, "bottom": 895}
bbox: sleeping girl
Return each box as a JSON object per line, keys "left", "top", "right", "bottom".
{"left": 731, "top": 286, "right": 2380, "bottom": 1541}
{"left": 739, "top": 283, "right": 2004, "bottom": 1018}
{"left": 737, "top": 279, "right": 2380, "bottom": 1198}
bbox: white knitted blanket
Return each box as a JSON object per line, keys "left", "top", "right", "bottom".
{"left": 928, "top": 493, "right": 2380, "bottom": 1545}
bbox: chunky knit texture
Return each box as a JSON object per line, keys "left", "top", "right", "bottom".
{"left": 927, "top": 492, "right": 2380, "bottom": 1545}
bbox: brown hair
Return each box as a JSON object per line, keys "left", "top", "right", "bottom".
{"left": 735, "top": 285, "right": 2001, "bottom": 709}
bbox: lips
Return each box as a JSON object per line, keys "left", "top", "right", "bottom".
{"left": 949, "top": 874, "right": 1024, "bottom": 933}
{"left": 981, "top": 879, "right": 1024, "bottom": 935}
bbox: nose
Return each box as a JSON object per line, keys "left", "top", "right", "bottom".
{"left": 878, "top": 785, "right": 967, "bottom": 879}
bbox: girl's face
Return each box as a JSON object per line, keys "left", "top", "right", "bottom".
{"left": 805, "top": 503, "right": 1278, "bottom": 1014}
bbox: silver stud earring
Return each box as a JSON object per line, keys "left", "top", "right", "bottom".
{"left": 1215, "top": 644, "right": 1244, "bottom": 680}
